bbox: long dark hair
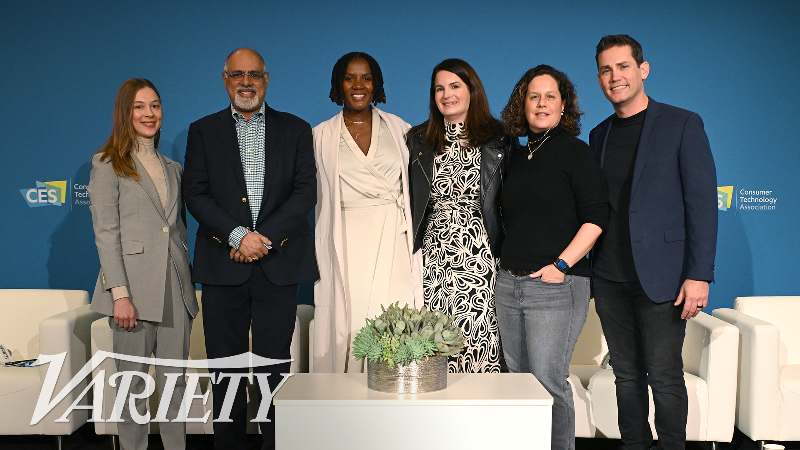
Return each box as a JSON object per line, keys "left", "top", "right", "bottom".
{"left": 410, "top": 59, "right": 502, "bottom": 153}
{"left": 501, "top": 65, "right": 583, "bottom": 137}
{"left": 94, "top": 79, "right": 161, "bottom": 180}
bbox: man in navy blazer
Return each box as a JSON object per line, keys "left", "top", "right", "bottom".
{"left": 183, "top": 48, "right": 318, "bottom": 450}
{"left": 589, "top": 35, "right": 717, "bottom": 450}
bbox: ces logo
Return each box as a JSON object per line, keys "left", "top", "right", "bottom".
{"left": 717, "top": 186, "right": 733, "bottom": 211}
{"left": 20, "top": 181, "right": 67, "bottom": 208}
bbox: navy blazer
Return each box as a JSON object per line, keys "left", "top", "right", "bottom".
{"left": 183, "top": 104, "right": 319, "bottom": 287}
{"left": 589, "top": 98, "right": 717, "bottom": 303}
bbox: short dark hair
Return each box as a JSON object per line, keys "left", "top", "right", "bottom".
{"left": 329, "top": 52, "right": 386, "bottom": 105}
{"left": 411, "top": 58, "right": 502, "bottom": 153}
{"left": 501, "top": 65, "right": 583, "bottom": 137}
{"left": 595, "top": 35, "right": 644, "bottom": 68}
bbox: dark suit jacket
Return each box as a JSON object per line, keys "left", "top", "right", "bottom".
{"left": 589, "top": 98, "right": 717, "bottom": 303}
{"left": 183, "top": 104, "right": 319, "bottom": 287}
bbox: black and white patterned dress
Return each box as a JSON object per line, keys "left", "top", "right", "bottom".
{"left": 422, "top": 121, "right": 501, "bottom": 373}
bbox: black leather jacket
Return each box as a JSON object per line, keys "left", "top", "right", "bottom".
{"left": 407, "top": 129, "right": 514, "bottom": 256}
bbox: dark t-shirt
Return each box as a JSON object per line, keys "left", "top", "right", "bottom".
{"left": 593, "top": 109, "right": 646, "bottom": 282}
{"left": 500, "top": 124, "right": 608, "bottom": 277}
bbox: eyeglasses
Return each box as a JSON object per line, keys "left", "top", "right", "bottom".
{"left": 224, "top": 71, "right": 266, "bottom": 81}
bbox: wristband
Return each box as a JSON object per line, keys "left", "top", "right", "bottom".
{"left": 553, "top": 258, "right": 570, "bottom": 274}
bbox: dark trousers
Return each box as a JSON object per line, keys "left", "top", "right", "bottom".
{"left": 593, "top": 276, "right": 687, "bottom": 450}
{"left": 202, "top": 266, "right": 297, "bottom": 450}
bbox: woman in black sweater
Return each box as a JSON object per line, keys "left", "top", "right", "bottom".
{"left": 497, "top": 65, "right": 608, "bottom": 450}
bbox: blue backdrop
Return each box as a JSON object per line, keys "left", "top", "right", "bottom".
{"left": 2, "top": 0, "right": 798, "bottom": 309}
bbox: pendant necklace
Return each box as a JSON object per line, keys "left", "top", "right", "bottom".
{"left": 344, "top": 115, "right": 370, "bottom": 140}
{"left": 527, "top": 127, "right": 553, "bottom": 160}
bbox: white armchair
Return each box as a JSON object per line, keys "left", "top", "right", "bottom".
{"left": 0, "top": 289, "right": 102, "bottom": 447}
{"left": 712, "top": 296, "right": 800, "bottom": 447}
{"left": 569, "top": 299, "right": 739, "bottom": 447}
{"left": 567, "top": 298, "right": 606, "bottom": 438}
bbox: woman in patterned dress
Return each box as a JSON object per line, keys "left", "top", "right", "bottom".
{"left": 407, "top": 59, "right": 514, "bottom": 373}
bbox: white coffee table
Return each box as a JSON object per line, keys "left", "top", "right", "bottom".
{"left": 273, "top": 372, "right": 553, "bottom": 449}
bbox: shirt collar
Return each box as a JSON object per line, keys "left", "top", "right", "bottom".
{"left": 230, "top": 103, "right": 266, "bottom": 123}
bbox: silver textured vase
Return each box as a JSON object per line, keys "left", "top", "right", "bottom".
{"left": 367, "top": 355, "right": 448, "bottom": 393}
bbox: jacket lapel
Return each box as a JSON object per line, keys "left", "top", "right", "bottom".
{"left": 257, "top": 106, "right": 280, "bottom": 223}
{"left": 416, "top": 134, "right": 434, "bottom": 185}
{"left": 630, "top": 98, "right": 660, "bottom": 197}
{"left": 217, "top": 109, "right": 248, "bottom": 194}
{"left": 159, "top": 155, "right": 178, "bottom": 220}
{"left": 596, "top": 116, "right": 614, "bottom": 167}
{"left": 132, "top": 154, "right": 167, "bottom": 222}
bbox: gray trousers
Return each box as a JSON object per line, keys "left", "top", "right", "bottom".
{"left": 495, "top": 271, "right": 590, "bottom": 450}
{"left": 111, "top": 268, "right": 192, "bottom": 450}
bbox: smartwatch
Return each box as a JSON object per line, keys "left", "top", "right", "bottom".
{"left": 553, "top": 258, "right": 570, "bottom": 274}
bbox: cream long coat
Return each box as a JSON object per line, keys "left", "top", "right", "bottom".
{"left": 312, "top": 108, "right": 423, "bottom": 373}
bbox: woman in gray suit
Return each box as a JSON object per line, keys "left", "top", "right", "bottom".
{"left": 89, "top": 78, "right": 199, "bottom": 450}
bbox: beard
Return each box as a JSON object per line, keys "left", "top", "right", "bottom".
{"left": 234, "top": 86, "right": 261, "bottom": 111}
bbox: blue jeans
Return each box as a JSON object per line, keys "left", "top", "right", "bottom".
{"left": 593, "top": 276, "right": 687, "bottom": 450}
{"left": 495, "top": 270, "right": 590, "bottom": 450}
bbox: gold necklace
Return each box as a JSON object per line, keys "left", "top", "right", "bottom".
{"left": 344, "top": 116, "right": 368, "bottom": 124}
{"left": 346, "top": 122, "right": 370, "bottom": 140}
{"left": 344, "top": 115, "right": 371, "bottom": 140}
{"left": 527, "top": 127, "right": 553, "bottom": 160}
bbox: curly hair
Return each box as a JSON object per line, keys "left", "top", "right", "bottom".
{"left": 501, "top": 65, "right": 583, "bottom": 137}
{"left": 329, "top": 52, "right": 386, "bottom": 105}
{"left": 94, "top": 78, "right": 162, "bottom": 180}
{"left": 409, "top": 58, "right": 503, "bottom": 153}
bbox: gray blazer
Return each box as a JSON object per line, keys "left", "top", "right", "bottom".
{"left": 89, "top": 152, "right": 198, "bottom": 322}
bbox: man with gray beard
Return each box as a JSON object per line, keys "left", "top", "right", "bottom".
{"left": 182, "top": 48, "right": 318, "bottom": 450}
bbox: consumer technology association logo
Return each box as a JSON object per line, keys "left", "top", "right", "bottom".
{"left": 717, "top": 186, "right": 733, "bottom": 211}
{"left": 718, "top": 184, "right": 777, "bottom": 213}
{"left": 20, "top": 181, "right": 67, "bottom": 207}
{"left": 18, "top": 179, "right": 91, "bottom": 208}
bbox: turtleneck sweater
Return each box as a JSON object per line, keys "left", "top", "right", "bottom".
{"left": 111, "top": 136, "right": 168, "bottom": 301}
{"left": 133, "top": 136, "right": 167, "bottom": 209}
{"left": 499, "top": 123, "right": 608, "bottom": 277}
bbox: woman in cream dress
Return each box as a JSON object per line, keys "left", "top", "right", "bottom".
{"left": 313, "top": 52, "right": 423, "bottom": 373}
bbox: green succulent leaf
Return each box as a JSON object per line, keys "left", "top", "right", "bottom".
{"left": 352, "top": 301, "right": 466, "bottom": 365}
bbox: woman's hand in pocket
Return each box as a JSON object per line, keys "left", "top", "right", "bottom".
{"left": 530, "top": 264, "right": 565, "bottom": 283}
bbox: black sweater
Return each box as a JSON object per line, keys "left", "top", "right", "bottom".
{"left": 500, "top": 124, "right": 609, "bottom": 277}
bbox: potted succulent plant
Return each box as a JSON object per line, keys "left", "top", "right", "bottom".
{"left": 352, "top": 302, "right": 465, "bottom": 393}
